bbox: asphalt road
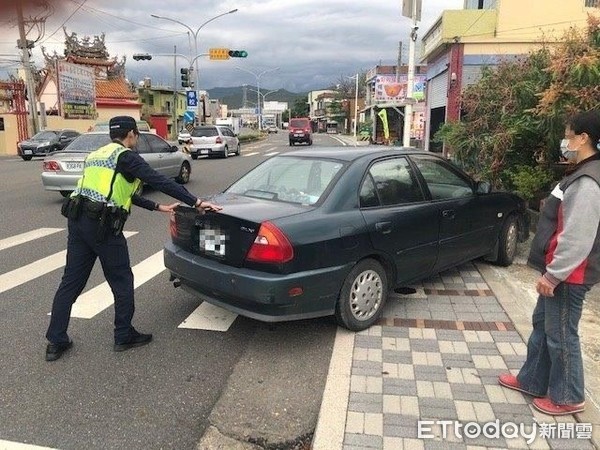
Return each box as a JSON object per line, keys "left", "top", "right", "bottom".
{"left": 0, "top": 131, "right": 347, "bottom": 450}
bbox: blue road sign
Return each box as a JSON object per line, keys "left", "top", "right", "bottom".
{"left": 183, "top": 110, "right": 195, "bottom": 123}
{"left": 186, "top": 91, "right": 198, "bottom": 107}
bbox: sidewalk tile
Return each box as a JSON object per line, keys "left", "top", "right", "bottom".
{"left": 450, "top": 384, "right": 489, "bottom": 402}
{"left": 382, "top": 362, "right": 398, "bottom": 378}
{"left": 355, "top": 335, "right": 383, "bottom": 348}
{"left": 354, "top": 347, "right": 369, "bottom": 361}
{"left": 383, "top": 350, "right": 412, "bottom": 364}
{"left": 383, "top": 394, "right": 401, "bottom": 414}
{"left": 417, "top": 380, "right": 435, "bottom": 397}
{"left": 472, "top": 355, "right": 492, "bottom": 369}
{"left": 432, "top": 381, "right": 453, "bottom": 399}
{"left": 366, "top": 376, "right": 382, "bottom": 394}
{"left": 401, "top": 438, "right": 424, "bottom": 449}
{"left": 488, "top": 355, "right": 509, "bottom": 370}
{"left": 382, "top": 327, "right": 410, "bottom": 338}
{"left": 400, "top": 395, "right": 420, "bottom": 416}
{"left": 351, "top": 375, "right": 367, "bottom": 393}
{"left": 344, "top": 433, "right": 382, "bottom": 448}
{"left": 415, "top": 365, "right": 448, "bottom": 381}
{"left": 346, "top": 411, "right": 364, "bottom": 434}
{"left": 484, "top": 385, "right": 508, "bottom": 403}
{"left": 472, "top": 401, "right": 496, "bottom": 422}
{"left": 383, "top": 437, "right": 403, "bottom": 450}
{"left": 455, "top": 400, "right": 478, "bottom": 421}
{"left": 364, "top": 412, "right": 383, "bottom": 435}
{"left": 397, "top": 363, "right": 415, "bottom": 380}
{"left": 435, "top": 329, "right": 467, "bottom": 341}
{"left": 461, "top": 368, "right": 482, "bottom": 384}
{"left": 367, "top": 348, "right": 382, "bottom": 362}
{"left": 446, "top": 367, "right": 465, "bottom": 384}
{"left": 496, "top": 342, "right": 517, "bottom": 355}
{"left": 383, "top": 378, "right": 417, "bottom": 396}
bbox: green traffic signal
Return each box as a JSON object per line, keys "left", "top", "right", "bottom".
{"left": 228, "top": 50, "right": 248, "bottom": 58}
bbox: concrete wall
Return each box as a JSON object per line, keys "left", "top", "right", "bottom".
{"left": 0, "top": 114, "right": 18, "bottom": 155}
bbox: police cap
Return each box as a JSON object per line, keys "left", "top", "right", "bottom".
{"left": 109, "top": 116, "right": 139, "bottom": 133}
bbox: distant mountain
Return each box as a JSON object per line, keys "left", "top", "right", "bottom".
{"left": 207, "top": 86, "right": 307, "bottom": 109}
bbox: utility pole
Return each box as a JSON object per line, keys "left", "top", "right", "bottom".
{"left": 172, "top": 45, "right": 178, "bottom": 139}
{"left": 396, "top": 41, "right": 402, "bottom": 83}
{"left": 403, "top": 0, "right": 420, "bottom": 147}
{"left": 16, "top": 1, "right": 39, "bottom": 134}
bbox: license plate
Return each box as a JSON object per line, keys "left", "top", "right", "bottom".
{"left": 23, "top": 150, "right": 32, "bottom": 155}
{"left": 200, "top": 149, "right": 209, "bottom": 155}
{"left": 199, "top": 227, "right": 226, "bottom": 256}
{"left": 65, "top": 162, "right": 83, "bottom": 171}
{"left": 294, "top": 133, "right": 303, "bottom": 137}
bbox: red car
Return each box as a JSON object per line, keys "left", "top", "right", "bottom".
{"left": 288, "top": 117, "right": 312, "bottom": 146}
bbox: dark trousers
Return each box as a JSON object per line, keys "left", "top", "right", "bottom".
{"left": 46, "top": 215, "right": 135, "bottom": 345}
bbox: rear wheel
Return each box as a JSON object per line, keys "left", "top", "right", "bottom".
{"left": 176, "top": 161, "right": 191, "bottom": 184}
{"left": 493, "top": 215, "right": 519, "bottom": 266}
{"left": 335, "top": 259, "right": 387, "bottom": 331}
{"left": 289, "top": 141, "right": 293, "bottom": 146}
{"left": 21, "top": 155, "right": 32, "bottom": 161}
{"left": 235, "top": 144, "right": 241, "bottom": 155}
{"left": 222, "top": 146, "right": 229, "bottom": 158}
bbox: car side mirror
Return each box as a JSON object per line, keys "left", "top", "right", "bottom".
{"left": 171, "top": 145, "right": 179, "bottom": 152}
{"left": 476, "top": 181, "right": 492, "bottom": 194}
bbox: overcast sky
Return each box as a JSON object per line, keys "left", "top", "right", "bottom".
{"left": 0, "top": 0, "right": 464, "bottom": 92}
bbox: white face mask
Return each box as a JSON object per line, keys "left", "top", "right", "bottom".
{"left": 560, "top": 138, "right": 578, "bottom": 160}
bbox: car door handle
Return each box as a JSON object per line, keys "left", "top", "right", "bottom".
{"left": 442, "top": 209, "right": 455, "bottom": 219}
{"left": 375, "top": 221, "right": 392, "bottom": 234}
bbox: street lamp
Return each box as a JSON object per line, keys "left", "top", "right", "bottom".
{"left": 236, "top": 66, "right": 279, "bottom": 130}
{"left": 151, "top": 9, "right": 238, "bottom": 93}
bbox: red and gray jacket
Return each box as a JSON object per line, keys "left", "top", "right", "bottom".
{"left": 528, "top": 157, "right": 600, "bottom": 286}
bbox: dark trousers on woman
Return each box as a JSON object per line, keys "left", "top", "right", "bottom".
{"left": 46, "top": 215, "right": 135, "bottom": 345}
{"left": 517, "top": 283, "right": 589, "bottom": 404}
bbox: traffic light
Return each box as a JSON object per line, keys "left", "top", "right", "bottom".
{"left": 209, "top": 48, "right": 230, "bottom": 60}
{"left": 133, "top": 53, "right": 152, "bottom": 61}
{"left": 181, "top": 67, "right": 191, "bottom": 87}
{"left": 228, "top": 50, "right": 248, "bottom": 58}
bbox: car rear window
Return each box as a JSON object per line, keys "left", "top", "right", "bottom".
{"left": 63, "top": 134, "right": 112, "bottom": 152}
{"left": 226, "top": 156, "right": 345, "bottom": 205}
{"left": 32, "top": 131, "right": 59, "bottom": 140}
{"left": 290, "top": 119, "right": 309, "bottom": 128}
{"left": 191, "top": 127, "right": 218, "bottom": 137}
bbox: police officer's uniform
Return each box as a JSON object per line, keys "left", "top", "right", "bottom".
{"left": 46, "top": 116, "right": 201, "bottom": 359}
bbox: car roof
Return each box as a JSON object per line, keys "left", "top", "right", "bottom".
{"left": 280, "top": 146, "right": 431, "bottom": 162}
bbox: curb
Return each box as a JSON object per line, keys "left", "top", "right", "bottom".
{"left": 477, "top": 262, "right": 600, "bottom": 450}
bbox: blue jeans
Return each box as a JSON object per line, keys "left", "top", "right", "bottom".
{"left": 517, "top": 283, "right": 589, "bottom": 404}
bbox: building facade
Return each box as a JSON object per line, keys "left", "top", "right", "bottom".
{"left": 421, "top": 0, "right": 598, "bottom": 153}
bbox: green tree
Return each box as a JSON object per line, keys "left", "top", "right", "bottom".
{"left": 436, "top": 16, "right": 600, "bottom": 203}
{"left": 290, "top": 96, "right": 309, "bottom": 118}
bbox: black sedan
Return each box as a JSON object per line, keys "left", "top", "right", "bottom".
{"left": 164, "top": 147, "right": 529, "bottom": 331}
{"left": 17, "top": 129, "right": 81, "bottom": 161}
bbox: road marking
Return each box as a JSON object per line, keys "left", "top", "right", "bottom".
{"left": 264, "top": 152, "right": 279, "bottom": 156}
{"left": 178, "top": 301, "right": 238, "bottom": 332}
{"left": 0, "top": 440, "right": 58, "bottom": 449}
{"left": 0, "top": 227, "right": 63, "bottom": 251}
{"left": 242, "top": 152, "right": 259, "bottom": 157}
{"left": 69, "top": 248, "right": 163, "bottom": 319}
{"left": 0, "top": 231, "right": 138, "bottom": 296}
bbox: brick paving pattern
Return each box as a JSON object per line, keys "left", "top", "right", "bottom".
{"left": 342, "top": 263, "right": 596, "bottom": 450}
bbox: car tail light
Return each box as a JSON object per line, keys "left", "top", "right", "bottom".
{"left": 246, "top": 221, "right": 294, "bottom": 264}
{"left": 216, "top": 136, "right": 223, "bottom": 144}
{"left": 169, "top": 212, "right": 177, "bottom": 238}
{"left": 43, "top": 161, "right": 60, "bottom": 171}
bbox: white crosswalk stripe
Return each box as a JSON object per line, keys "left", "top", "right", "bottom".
{"left": 242, "top": 152, "right": 259, "bottom": 157}
{"left": 264, "top": 151, "right": 279, "bottom": 156}
{"left": 0, "top": 439, "right": 58, "bottom": 449}
{"left": 0, "top": 227, "right": 63, "bottom": 251}
{"left": 0, "top": 231, "right": 137, "bottom": 295}
{"left": 1, "top": 228, "right": 238, "bottom": 332}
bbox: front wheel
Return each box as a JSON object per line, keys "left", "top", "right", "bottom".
{"left": 21, "top": 155, "right": 32, "bottom": 161}
{"left": 176, "top": 161, "right": 191, "bottom": 184}
{"left": 235, "top": 144, "right": 241, "bottom": 156}
{"left": 335, "top": 259, "right": 388, "bottom": 331}
{"left": 493, "top": 215, "right": 519, "bottom": 266}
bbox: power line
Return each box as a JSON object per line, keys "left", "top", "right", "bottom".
{"left": 40, "top": 0, "right": 88, "bottom": 45}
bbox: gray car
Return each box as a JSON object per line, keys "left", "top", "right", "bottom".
{"left": 189, "top": 125, "right": 240, "bottom": 159}
{"left": 41, "top": 131, "right": 192, "bottom": 197}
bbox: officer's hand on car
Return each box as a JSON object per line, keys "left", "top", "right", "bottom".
{"left": 156, "top": 202, "right": 181, "bottom": 213}
{"left": 195, "top": 199, "right": 223, "bottom": 212}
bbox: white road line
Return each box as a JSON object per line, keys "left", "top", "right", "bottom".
{"left": 264, "top": 152, "right": 279, "bottom": 156}
{"left": 0, "top": 440, "right": 58, "bottom": 449}
{"left": 69, "top": 248, "right": 163, "bottom": 319}
{"left": 242, "top": 152, "right": 259, "bottom": 157}
{"left": 178, "top": 301, "right": 238, "bottom": 332}
{"left": 0, "top": 231, "right": 137, "bottom": 296}
{"left": 0, "top": 228, "right": 64, "bottom": 251}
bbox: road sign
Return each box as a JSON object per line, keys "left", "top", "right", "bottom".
{"left": 183, "top": 110, "right": 195, "bottom": 124}
{"left": 186, "top": 90, "right": 198, "bottom": 107}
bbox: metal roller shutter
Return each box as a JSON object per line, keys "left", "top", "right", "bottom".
{"left": 428, "top": 72, "right": 448, "bottom": 109}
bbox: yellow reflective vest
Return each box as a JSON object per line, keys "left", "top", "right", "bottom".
{"left": 72, "top": 142, "right": 141, "bottom": 212}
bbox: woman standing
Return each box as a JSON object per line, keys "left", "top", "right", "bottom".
{"left": 498, "top": 110, "right": 600, "bottom": 415}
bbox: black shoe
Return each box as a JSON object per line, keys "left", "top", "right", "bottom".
{"left": 114, "top": 332, "right": 153, "bottom": 352}
{"left": 45, "top": 341, "right": 73, "bottom": 361}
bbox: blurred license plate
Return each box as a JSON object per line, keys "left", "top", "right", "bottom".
{"left": 65, "top": 162, "right": 83, "bottom": 170}
{"left": 23, "top": 150, "right": 32, "bottom": 155}
{"left": 199, "top": 227, "right": 226, "bottom": 256}
{"left": 200, "top": 149, "right": 209, "bottom": 155}
{"left": 294, "top": 133, "right": 303, "bottom": 137}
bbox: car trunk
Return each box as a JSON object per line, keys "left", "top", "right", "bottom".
{"left": 170, "top": 193, "right": 310, "bottom": 268}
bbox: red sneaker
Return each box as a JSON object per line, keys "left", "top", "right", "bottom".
{"left": 498, "top": 373, "right": 543, "bottom": 397}
{"left": 532, "top": 397, "right": 585, "bottom": 416}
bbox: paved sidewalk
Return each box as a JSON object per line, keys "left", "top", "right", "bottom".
{"left": 313, "top": 260, "right": 600, "bottom": 450}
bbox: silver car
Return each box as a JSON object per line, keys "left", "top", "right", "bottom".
{"left": 189, "top": 125, "right": 240, "bottom": 159}
{"left": 41, "top": 131, "right": 192, "bottom": 197}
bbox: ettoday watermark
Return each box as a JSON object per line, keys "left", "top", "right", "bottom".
{"left": 418, "top": 420, "right": 593, "bottom": 444}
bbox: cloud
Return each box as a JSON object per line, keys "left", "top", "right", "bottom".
{"left": 0, "top": 0, "right": 463, "bottom": 92}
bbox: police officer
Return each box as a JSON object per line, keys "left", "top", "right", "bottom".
{"left": 45, "top": 116, "right": 221, "bottom": 361}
